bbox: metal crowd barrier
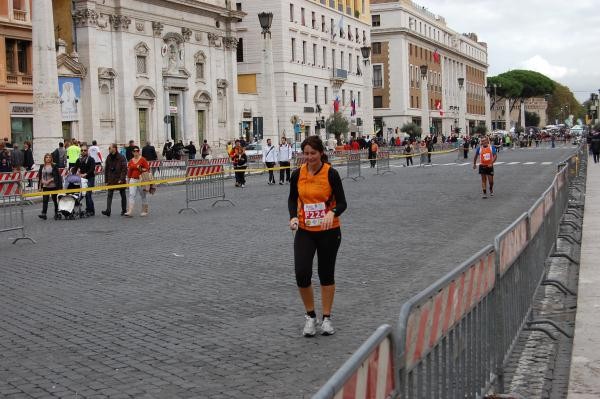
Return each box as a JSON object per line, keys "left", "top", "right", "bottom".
{"left": 376, "top": 151, "right": 394, "bottom": 176}
{"left": 179, "top": 164, "right": 234, "bottom": 214}
{"left": 0, "top": 171, "right": 35, "bottom": 244}
{"left": 312, "top": 324, "right": 397, "bottom": 399}
{"left": 344, "top": 152, "right": 364, "bottom": 181}
{"left": 315, "top": 146, "right": 585, "bottom": 399}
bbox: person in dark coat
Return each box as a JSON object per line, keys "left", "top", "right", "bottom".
{"left": 75, "top": 144, "right": 96, "bottom": 216}
{"left": 22, "top": 142, "right": 34, "bottom": 187}
{"left": 101, "top": 143, "right": 128, "bottom": 216}
{"left": 185, "top": 141, "right": 197, "bottom": 160}
{"left": 10, "top": 143, "right": 23, "bottom": 171}
{"left": 142, "top": 141, "right": 158, "bottom": 161}
{"left": 125, "top": 140, "right": 136, "bottom": 161}
{"left": 37, "top": 153, "right": 62, "bottom": 220}
{"left": 591, "top": 132, "right": 600, "bottom": 164}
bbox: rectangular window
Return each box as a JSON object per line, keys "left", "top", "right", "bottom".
{"left": 5, "top": 39, "right": 15, "bottom": 73}
{"left": 313, "top": 43, "right": 317, "bottom": 65}
{"left": 291, "top": 38, "right": 296, "bottom": 61}
{"left": 340, "top": 51, "right": 344, "bottom": 69}
{"left": 350, "top": 90, "right": 354, "bottom": 102}
{"left": 330, "top": 18, "right": 334, "bottom": 35}
{"left": 236, "top": 38, "right": 244, "bottom": 62}
{"left": 329, "top": 0, "right": 334, "bottom": 8}
{"left": 293, "top": 82, "right": 297, "bottom": 102}
{"left": 304, "top": 84, "right": 308, "bottom": 103}
{"left": 302, "top": 41, "right": 307, "bottom": 63}
{"left": 312, "top": 12, "right": 316, "bottom": 29}
{"left": 342, "top": 89, "right": 346, "bottom": 105}
{"left": 136, "top": 55, "right": 147, "bottom": 74}
{"left": 196, "top": 61, "right": 204, "bottom": 79}
{"left": 235, "top": 2, "right": 242, "bottom": 11}
{"left": 372, "top": 65, "right": 383, "bottom": 88}
{"left": 356, "top": 55, "right": 360, "bottom": 74}
{"left": 322, "top": 15, "right": 326, "bottom": 31}
{"left": 358, "top": 91, "right": 361, "bottom": 107}
{"left": 301, "top": 7, "right": 305, "bottom": 25}
{"left": 332, "top": 49, "right": 336, "bottom": 69}
{"left": 372, "top": 15, "right": 380, "bottom": 27}
{"left": 373, "top": 96, "right": 383, "bottom": 108}
{"left": 348, "top": 53, "right": 352, "bottom": 73}
{"left": 323, "top": 46, "right": 327, "bottom": 68}
{"left": 17, "top": 40, "right": 28, "bottom": 74}
{"left": 315, "top": 85, "right": 319, "bottom": 104}
{"left": 324, "top": 87, "right": 328, "bottom": 104}
{"left": 138, "top": 108, "right": 148, "bottom": 144}
{"left": 372, "top": 42, "right": 382, "bottom": 55}
{"left": 290, "top": 4, "right": 294, "bottom": 22}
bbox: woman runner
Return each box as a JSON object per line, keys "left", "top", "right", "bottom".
{"left": 288, "top": 136, "right": 347, "bottom": 337}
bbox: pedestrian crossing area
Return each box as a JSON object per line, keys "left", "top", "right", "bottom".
{"left": 384, "top": 160, "right": 555, "bottom": 169}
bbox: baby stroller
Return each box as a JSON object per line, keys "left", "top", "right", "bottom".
{"left": 57, "top": 172, "right": 88, "bottom": 220}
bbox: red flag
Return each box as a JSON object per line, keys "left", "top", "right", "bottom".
{"left": 333, "top": 97, "right": 340, "bottom": 113}
{"left": 435, "top": 99, "right": 444, "bottom": 116}
{"left": 433, "top": 49, "right": 440, "bottom": 63}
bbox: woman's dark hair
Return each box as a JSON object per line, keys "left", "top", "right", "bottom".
{"left": 301, "top": 135, "right": 329, "bottom": 163}
{"left": 133, "top": 145, "right": 140, "bottom": 152}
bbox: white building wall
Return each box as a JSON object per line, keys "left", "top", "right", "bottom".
{"left": 71, "top": 0, "right": 241, "bottom": 150}
{"left": 235, "top": 0, "right": 373, "bottom": 142}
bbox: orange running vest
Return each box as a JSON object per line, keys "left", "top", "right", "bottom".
{"left": 297, "top": 163, "right": 340, "bottom": 232}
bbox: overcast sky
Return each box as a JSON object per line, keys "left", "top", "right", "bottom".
{"left": 415, "top": 0, "right": 600, "bottom": 102}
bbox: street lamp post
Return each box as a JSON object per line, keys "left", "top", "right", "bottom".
{"left": 361, "top": 46, "right": 374, "bottom": 140}
{"left": 258, "top": 12, "right": 278, "bottom": 144}
{"left": 457, "top": 77, "right": 466, "bottom": 136}
{"left": 420, "top": 65, "right": 430, "bottom": 138}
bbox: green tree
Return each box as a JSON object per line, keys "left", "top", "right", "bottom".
{"left": 325, "top": 112, "right": 349, "bottom": 144}
{"left": 546, "top": 82, "right": 584, "bottom": 125}
{"left": 400, "top": 122, "right": 422, "bottom": 138}
{"left": 487, "top": 70, "right": 555, "bottom": 113}
{"left": 525, "top": 111, "right": 540, "bottom": 127}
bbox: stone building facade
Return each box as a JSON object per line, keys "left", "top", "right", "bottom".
{"left": 52, "top": 0, "right": 244, "bottom": 149}
{"left": 370, "top": 0, "right": 490, "bottom": 138}
{"left": 0, "top": 0, "right": 32, "bottom": 147}
{"left": 235, "top": 0, "right": 374, "bottom": 143}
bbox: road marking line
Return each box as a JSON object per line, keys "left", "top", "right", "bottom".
{"left": 495, "top": 162, "right": 505, "bottom": 165}
{"left": 460, "top": 162, "right": 470, "bottom": 166}
{"left": 523, "top": 162, "right": 537, "bottom": 165}
{"left": 541, "top": 162, "right": 553, "bottom": 165}
{"left": 443, "top": 163, "right": 457, "bottom": 166}
{"left": 507, "top": 162, "right": 520, "bottom": 165}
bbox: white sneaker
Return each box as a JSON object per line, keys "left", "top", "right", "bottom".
{"left": 320, "top": 317, "right": 335, "bottom": 336}
{"left": 303, "top": 315, "right": 316, "bottom": 337}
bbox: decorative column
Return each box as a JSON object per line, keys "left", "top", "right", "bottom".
{"left": 420, "top": 64, "right": 430, "bottom": 138}
{"left": 520, "top": 99, "right": 526, "bottom": 131}
{"left": 258, "top": 12, "right": 279, "bottom": 144}
{"left": 361, "top": 46, "right": 374, "bottom": 138}
{"left": 33, "top": 0, "right": 63, "bottom": 162}
{"left": 504, "top": 98, "right": 511, "bottom": 134}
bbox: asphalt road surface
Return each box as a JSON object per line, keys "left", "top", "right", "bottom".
{"left": 0, "top": 145, "right": 578, "bottom": 398}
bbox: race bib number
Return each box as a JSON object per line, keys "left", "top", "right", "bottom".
{"left": 482, "top": 153, "right": 491, "bottom": 161}
{"left": 304, "top": 202, "right": 327, "bottom": 227}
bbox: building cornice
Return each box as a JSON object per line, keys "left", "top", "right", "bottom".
{"left": 373, "top": 28, "right": 489, "bottom": 69}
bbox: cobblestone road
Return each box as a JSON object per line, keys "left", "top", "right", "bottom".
{"left": 0, "top": 146, "right": 578, "bottom": 398}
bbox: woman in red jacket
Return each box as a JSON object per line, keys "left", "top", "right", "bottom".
{"left": 125, "top": 146, "right": 150, "bottom": 217}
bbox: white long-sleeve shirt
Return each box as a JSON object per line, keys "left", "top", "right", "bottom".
{"left": 278, "top": 144, "right": 293, "bottom": 162}
{"left": 263, "top": 144, "right": 277, "bottom": 163}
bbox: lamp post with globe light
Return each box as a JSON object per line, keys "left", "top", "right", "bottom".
{"left": 258, "top": 12, "right": 278, "bottom": 144}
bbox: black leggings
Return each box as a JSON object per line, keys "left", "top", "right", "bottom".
{"left": 42, "top": 187, "right": 58, "bottom": 215}
{"left": 294, "top": 227, "right": 341, "bottom": 288}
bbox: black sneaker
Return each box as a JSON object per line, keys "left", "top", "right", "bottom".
{"left": 38, "top": 214, "right": 47, "bottom": 220}
{"left": 121, "top": 210, "right": 127, "bottom": 216}
{"left": 279, "top": 182, "right": 284, "bottom": 185}
{"left": 101, "top": 210, "right": 111, "bottom": 217}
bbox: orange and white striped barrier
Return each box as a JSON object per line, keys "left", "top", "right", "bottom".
{"left": 0, "top": 172, "right": 22, "bottom": 196}
{"left": 185, "top": 164, "right": 223, "bottom": 177}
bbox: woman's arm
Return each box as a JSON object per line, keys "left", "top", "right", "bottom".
{"left": 288, "top": 169, "right": 300, "bottom": 218}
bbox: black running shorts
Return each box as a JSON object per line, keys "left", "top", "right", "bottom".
{"left": 479, "top": 165, "right": 494, "bottom": 176}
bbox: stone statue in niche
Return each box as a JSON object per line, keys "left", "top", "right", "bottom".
{"left": 167, "top": 42, "right": 179, "bottom": 73}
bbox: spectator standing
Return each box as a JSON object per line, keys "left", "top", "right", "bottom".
{"left": 124, "top": 146, "right": 150, "bottom": 217}
{"left": 22, "top": 142, "right": 34, "bottom": 186}
{"left": 125, "top": 140, "right": 136, "bottom": 161}
{"left": 462, "top": 138, "right": 470, "bottom": 159}
{"left": 263, "top": 138, "right": 277, "bottom": 185}
{"left": 52, "top": 142, "right": 67, "bottom": 168}
{"left": 162, "top": 141, "right": 173, "bottom": 160}
{"left": 3, "top": 137, "right": 12, "bottom": 148}
{"left": 368, "top": 138, "right": 378, "bottom": 168}
{"left": 200, "top": 140, "right": 211, "bottom": 159}
{"left": 75, "top": 144, "right": 96, "bottom": 216}
{"left": 10, "top": 143, "right": 23, "bottom": 171}
{"left": 102, "top": 144, "right": 128, "bottom": 217}
{"left": 67, "top": 140, "right": 80, "bottom": 168}
{"left": 186, "top": 141, "right": 197, "bottom": 160}
{"left": 88, "top": 140, "right": 103, "bottom": 166}
{"left": 425, "top": 136, "right": 434, "bottom": 164}
{"left": 142, "top": 141, "right": 158, "bottom": 161}
{"left": 350, "top": 139, "right": 360, "bottom": 151}
{"left": 403, "top": 141, "right": 413, "bottom": 166}
{"left": 232, "top": 145, "right": 247, "bottom": 187}
{"left": 172, "top": 140, "right": 184, "bottom": 160}
{"left": 590, "top": 132, "right": 600, "bottom": 163}
{"left": 278, "top": 136, "right": 293, "bottom": 184}
{"left": 0, "top": 144, "right": 12, "bottom": 172}
{"left": 37, "top": 153, "right": 62, "bottom": 220}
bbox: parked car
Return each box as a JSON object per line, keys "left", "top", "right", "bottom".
{"left": 244, "top": 143, "right": 263, "bottom": 156}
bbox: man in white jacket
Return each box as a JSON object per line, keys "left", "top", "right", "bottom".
{"left": 262, "top": 138, "right": 277, "bottom": 185}
{"left": 278, "top": 136, "right": 293, "bottom": 184}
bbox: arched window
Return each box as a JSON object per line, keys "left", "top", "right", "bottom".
{"left": 194, "top": 51, "right": 206, "bottom": 81}
{"left": 135, "top": 42, "right": 150, "bottom": 76}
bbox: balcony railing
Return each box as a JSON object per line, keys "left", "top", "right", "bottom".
{"left": 12, "top": 9, "right": 28, "bottom": 22}
{"left": 6, "top": 74, "right": 32, "bottom": 86}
